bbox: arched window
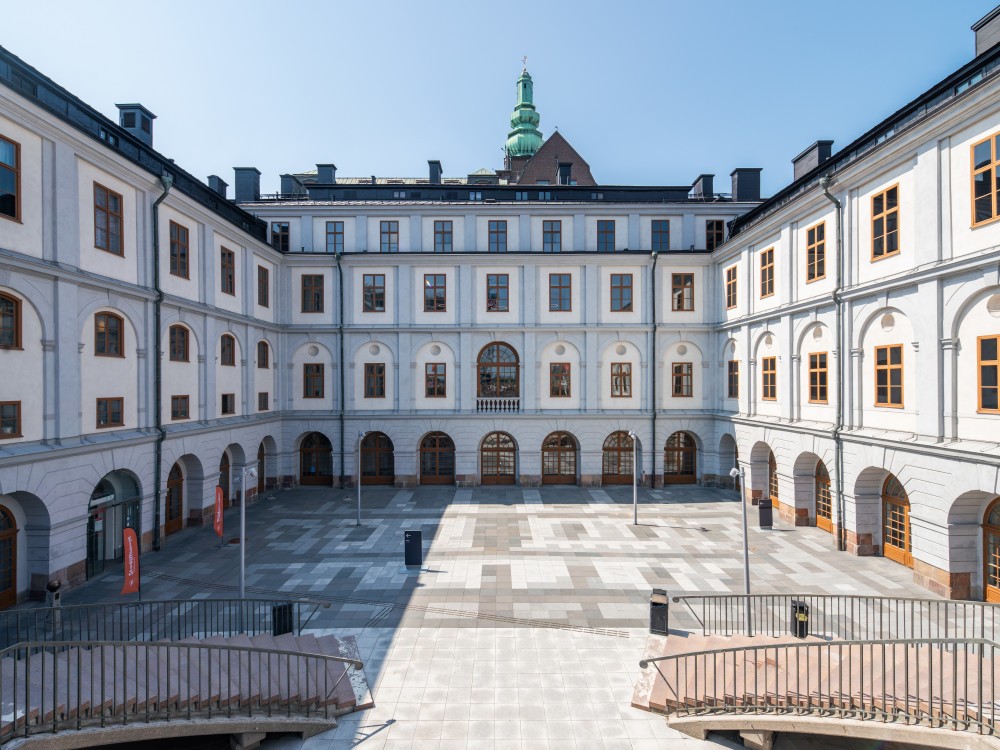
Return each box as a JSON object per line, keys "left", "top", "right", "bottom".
{"left": 815, "top": 461, "right": 832, "bottom": 532}
{"left": 257, "top": 341, "right": 269, "bottom": 369}
{"left": 664, "top": 432, "right": 697, "bottom": 484}
{"left": 481, "top": 431, "right": 516, "bottom": 485}
{"left": 0, "top": 505, "right": 17, "bottom": 609}
{"left": 420, "top": 432, "right": 455, "bottom": 485}
{"left": 882, "top": 474, "right": 912, "bottom": 567}
{"left": 477, "top": 342, "right": 519, "bottom": 399}
{"left": 0, "top": 293, "right": 20, "bottom": 349}
{"left": 984, "top": 498, "right": 1000, "bottom": 602}
{"left": 221, "top": 334, "right": 236, "bottom": 366}
{"left": 169, "top": 325, "right": 189, "bottom": 362}
{"left": 361, "top": 432, "right": 395, "bottom": 485}
{"left": 542, "top": 431, "right": 577, "bottom": 484}
{"left": 94, "top": 312, "right": 124, "bottom": 357}
{"left": 602, "top": 431, "right": 634, "bottom": 485}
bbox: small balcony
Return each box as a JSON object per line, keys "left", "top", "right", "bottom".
{"left": 476, "top": 397, "right": 521, "bottom": 413}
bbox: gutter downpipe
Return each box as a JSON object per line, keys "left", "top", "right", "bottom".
{"left": 819, "top": 175, "right": 847, "bottom": 552}
{"left": 335, "top": 251, "right": 345, "bottom": 486}
{"left": 650, "top": 251, "right": 658, "bottom": 488}
{"left": 151, "top": 172, "right": 173, "bottom": 552}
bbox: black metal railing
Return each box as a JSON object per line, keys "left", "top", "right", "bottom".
{"left": 476, "top": 397, "right": 520, "bottom": 413}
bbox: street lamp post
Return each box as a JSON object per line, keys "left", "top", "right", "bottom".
{"left": 730, "top": 465, "right": 751, "bottom": 636}
{"left": 628, "top": 430, "right": 638, "bottom": 525}
{"left": 239, "top": 465, "right": 258, "bottom": 602}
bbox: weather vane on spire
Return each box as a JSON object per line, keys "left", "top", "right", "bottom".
{"left": 522, "top": 55, "right": 527, "bottom": 72}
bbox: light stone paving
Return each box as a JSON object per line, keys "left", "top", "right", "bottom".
{"left": 54, "top": 484, "right": 937, "bottom": 749}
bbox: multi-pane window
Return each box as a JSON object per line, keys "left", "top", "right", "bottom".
{"left": 170, "top": 395, "right": 189, "bottom": 420}
{"left": 806, "top": 222, "right": 826, "bottom": 282}
{"left": 550, "top": 363, "right": 571, "bottom": 397}
{"left": 0, "top": 402, "right": 21, "bottom": 438}
{"left": 672, "top": 273, "right": 694, "bottom": 311}
{"left": 597, "top": 220, "right": 615, "bottom": 252}
{"left": 973, "top": 133, "right": 1000, "bottom": 226}
{"left": 611, "top": 363, "right": 632, "bottom": 397}
{"left": 325, "top": 221, "right": 344, "bottom": 254}
{"left": 257, "top": 340, "right": 269, "bottom": 369}
{"left": 257, "top": 266, "right": 269, "bottom": 308}
{"left": 96, "top": 397, "right": 124, "bottom": 428}
{"left": 0, "top": 136, "right": 20, "bottom": 221}
{"left": 425, "top": 363, "right": 446, "bottom": 398}
{"left": 549, "top": 273, "right": 571, "bottom": 311}
{"left": 169, "top": 221, "right": 189, "bottom": 278}
{"left": 980, "top": 335, "right": 1000, "bottom": 413}
{"left": 672, "top": 362, "right": 693, "bottom": 397}
{"left": 706, "top": 220, "right": 725, "bottom": 251}
{"left": 220, "top": 248, "right": 235, "bottom": 295}
{"left": 486, "top": 273, "right": 509, "bottom": 311}
{"left": 488, "top": 220, "right": 507, "bottom": 252}
{"left": 539, "top": 191, "right": 552, "bottom": 201}
{"left": 651, "top": 220, "right": 670, "bottom": 251}
{"left": 363, "top": 274, "right": 385, "bottom": 312}
{"left": 94, "top": 184, "right": 123, "bottom": 255}
{"left": 543, "top": 220, "right": 561, "bottom": 253}
{"left": 301, "top": 274, "right": 324, "bottom": 313}
{"left": 874, "top": 344, "right": 903, "bottom": 407}
{"left": 760, "top": 247, "right": 774, "bottom": 298}
{"left": 169, "top": 325, "right": 188, "bottom": 362}
{"left": 270, "top": 222, "right": 289, "bottom": 253}
{"left": 809, "top": 352, "right": 828, "bottom": 403}
{"left": 610, "top": 274, "right": 633, "bottom": 311}
{"left": 364, "top": 363, "right": 386, "bottom": 398}
{"left": 515, "top": 191, "right": 528, "bottom": 201}
{"left": 94, "top": 312, "right": 123, "bottom": 357}
{"left": 762, "top": 357, "right": 777, "bottom": 401}
{"left": 727, "top": 361, "right": 739, "bottom": 399}
{"left": 380, "top": 220, "right": 399, "bottom": 253}
{"left": 221, "top": 394, "right": 235, "bottom": 415}
{"left": 257, "top": 392, "right": 269, "bottom": 412}
{"left": 303, "top": 363, "right": 324, "bottom": 398}
{"left": 469, "top": 191, "right": 483, "bottom": 201}
{"left": 725, "top": 266, "right": 738, "bottom": 309}
{"left": 220, "top": 334, "right": 236, "bottom": 366}
{"left": 872, "top": 186, "right": 900, "bottom": 260}
{"left": 433, "top": 220, "right": 453, "bottom": 252}
{"left": 0, "top": 293, "right": 20, "bottom": 348}
{"left": 424, "top": 274, "right": 446, "bottom": 312}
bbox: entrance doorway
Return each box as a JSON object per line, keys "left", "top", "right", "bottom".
{"left": 361, "top": 432, "right": 395, "bottom": 485}
{"left": 663, "top": 432, "right": 697, "bottom": 484}
{"left": 602, "top": 431, "right": 634, "bottom": 485}
{"left": 420, "top": 432, "right": 455, "bottom": 485}
{"left": 165, "top": 463, "right": 183, "bottom": 536}
{"left": 480, "top": 431, "right": 516, "bottom": 485}
{"left": 0, "top": 506, "right": 17, "bottom": 609}
{"left": 87, "top": 471, "right": 141, "bottom": 579}
{"left": 300, "top": 433, "right": 333, "bottom": 486}
{"left": 541, "top": 432, "right": 577, "bottom": 485}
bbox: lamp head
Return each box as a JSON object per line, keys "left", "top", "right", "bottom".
{"left": 729, "top": 467, "right": 741, "bottom": 478}
{"left": 246, "top": 467, "right": 258, "bottom": 480}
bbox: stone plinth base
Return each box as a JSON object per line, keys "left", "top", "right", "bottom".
{"left": 912, "top": 559, "right": 972, "bottom": 600}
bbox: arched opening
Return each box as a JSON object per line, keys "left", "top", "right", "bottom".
{"left": 218, "top": 451, "right": 231, "bottom": 506}
{"left": 87, "top": 471, "right": 141, "bottom": 579}
{"left": 361, "top": 432, "right": 395, "bottom": 485}
{"left": 420, "top": 432, "right": 455, "bottom": 485}
{"left": 256, "top": 443, "right": 265, "bottom": 496}
{"left": 815, "top": 461, "right": 832, "bottom": 533}
{"left": 768, "top": 451, "right": 779, "bottom": 511}
{"left": 663, "top": 431, "right": 697, "bottom": 484}
{"left": 299, "top": 432, "right": 333, "bottom": 486}
{"left": 165, "top": 463, "right": 184, "bottom": 536}
{"left": 481, "top": 431, "right": 516, "bottom": 485}
{"left": 477, "top": 342, "right": 520, "bottom": 411}
{"left": 882, "top": 474, "right": 912, "bottom": 568}
{"left": 719, "top": 434, "right": 738, "bottom": 490}
{"left": 984, "top": 498, "right": 1000, "bottom": 602}
{"left": 0, "top": 507, "right": 17, "bottom": 609}
{"left": 602, "top": 431, "right": 635, "bottom": 485}
{"left": 541, "top": 431, "right": 577, "bottom": 485}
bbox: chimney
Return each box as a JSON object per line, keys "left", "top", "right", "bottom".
{"left": 558, "top": 162, "right": 572, "bottom": 185}
{"left": 428, "top": 160, "right": 442, "bottom": 185}
{"left": 207, "top": 175, "right": 228, "bottom": 198}
{"left": 115, "top": 103, "right": 156, "bottom": 147}
{"left": 280, "top": 174, "right": 305, "bottom": 196}
{"left": 973, "top": 7, "right": 1000, "bottom": 56}
{"left": 233, "top": 167, "right": 261, "bottom": 203}
{"left": 792, "top": 140, "right": 834, "bottom": 181}
{"left": 730, "top": 168, "right": 762, "bottom": 202}
{"left": 691, "top": 174, "right": 714, "bottom": 198}
{"left": 317, "top": 164, "right": 337, "bottom": 183}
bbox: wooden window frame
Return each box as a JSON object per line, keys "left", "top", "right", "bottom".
{"left": 364, "top": 363, "right": 386, "bottom": 398}
{"left": 488, "top": 220, "right": 507, "bottom": 252}
{"left": 363, "top": 274, "right": 386, "bottom": 312}
{"left": 651, "top": 220, "right": 670, "bottom": 252}
{"left": 0, "top": 401, "right": 21, "bottom": 438}
{"left": 706, "top": 220, "right": 725, "bottom": 251}
{"left": 256, "top": 340, "right": 269, "bottom": 369}
{"left": 727, "top": 360, "right": 739, "bottom": 399}
{"left": 423, "top": 274, "right": 447, "bottom": 312}
{"left": 542, "top": 220, "right": 562, "bottom": 253}
{"left": 671, "top": 273, "right": 695, "bottom": 311}
{"left": 220, "top": 247, "right": 236, "bottom": 295}
{"left": 610, "top": 273, "right": 633, "bottom": 312}
{"left": 806, "top": 221, "right": 826, "bottom": 283}
{"left": 94, "top": 312, "right": 124, "bottom": 358}
{"left": 170, "top": 395, "right": 190, "bottom": 421}
{"left": 725, "top": 266, "right": 738, "bottom": 310}
{"left": 0, "top": 135, "right": 21, "bottom": 223}
{"left": 221, "top": 393, "right": 236, "bottom": 415}
{"left": 871, "top": 185, "right": 900, "bottom": 261}
{"left": 257, "top": 392, "right": 269, "bottom": 412}
{"left": 270, "top": 222, "right": 289, "bottom": 253}
{"left": 808, "top": 352, "right": 829, "bottom": 404}
{"left": 94, "top": 183, "right": 124, "bottom": 255}
{"left": 611, "top": 362, "right": 632, "bottom": 398}
{"left": 380, "top": 220, "right": 399, "bottom": 253}
{"left": 96, "top": 397, "right": 124, "bottom": 428}
{"left": 549, "top": 362, "right": 571, "bottom": 398}
{"left": 548, "top": 273, "right": 572, "bottom": 312}
{"left": 0, "top": 292, "right": 21, "bottom": 349}
{"left": 761, "top": 356, "right": 777, "bottom": 401}
{"left": 672, "top": 362, "right": 693, "bottom": 397}
{"left": 301, "top": 274, "right": 325, "bottom": 313}
{"left": 257, "top": 265, "right": 269, "bottom": 308}
{"left": 169, "top": 220, "right": 189, "bottom": 278}
{"left": 303, "top": 363, "right": 325, "bottom": 399}
{"left": 874, "top": 344, "right": 904, "bottom": 408}
{"left": 220, "top": 334, "right": 236, "bottom": 367}
{"left": 760, "top": 247, "right": 775, "bottom": 298}
{"left": 425, "top": 363, "right": 446, "bottom": 398}
{"left": 433, "top": 220, "right": 453, "bottom": 253}
{"left": 486, "top": 273, "right": 509, "bottom": 312}
{"left": 477, "top": 342, "right": 520, "bottom": 398}
{"left": 972, "top": 133, "right": 1000, "bottom": 228}
{"left": 597, "top": 220, "right": 615, "bottom": 252}
{"left": 169, "top": 325, "right": 189, "bottom": 362}
{"left": 979, "top": 335, "right": 1000, "bottom": 414}
{"left": 325, "top": 221, "right": 344, "bottom": 254}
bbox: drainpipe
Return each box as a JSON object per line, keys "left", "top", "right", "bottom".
{"left": 151, "top": 172, "right": 173, "bottom": 552}
{"left": 819, "top": 175, "right": 847, "bottom": 552}
{"left": 335, "top": 251, "right": 345, "bottom": 486}
{"left": 650, "top": 251, "right": 658, "bottom": 487}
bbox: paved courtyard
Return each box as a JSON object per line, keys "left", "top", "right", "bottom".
{"left": 58, "top": 484, "right": 934, "bottom": 748}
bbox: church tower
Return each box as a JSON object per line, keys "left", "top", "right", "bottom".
{"left": 505, "top": 64, "right": 543, "bottom": 164}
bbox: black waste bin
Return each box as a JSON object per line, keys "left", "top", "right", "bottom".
{"left": 404, "top": 529, "right": 423, "bottom": 567}
{"left": 758, "top": 497, "right": 773, "bottom": 529}
{"left": 790, "top": 600, "right": 809, "bottom": 639}
{"left": 650, "top": 589, "right": 668, "bottom": 635}
{"left": 272, "top": 603, "right": 294, "bottom": 637}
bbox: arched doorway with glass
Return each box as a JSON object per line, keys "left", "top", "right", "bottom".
{"left": 882, "top": 474, "right": 912, "bottom": 568}
{"left": 218, "top": 451, "right": 231, "bottom": 507}
{"left": 815, "top": 461, "right": 832, "bottom": 533}
{"left": 420, "top": 432, "right": 455, "bottom": 485}
{"left": 87, "top": 471, "right": 141, "bottom": 580}
{"left": 300, "top": 432, "right": 334, "bottom": 486}
{"left": 165, "top": 463, "right": 184, "bottom": 536}
{"left": 602, "top": 431, "right": 635, "bottom": 485}
{"left": 541, "top": 431, "right": 577, "bottom": 485}
{"left": 984, "top": 497, "right": 1000, "bottom": 602}
{"left": 481, "top": 431, "right": 517, "bottom": 485}
{"left": 361, "top": 432, "right": 395, "bottom": 485}
{"left": 0, "top": 507, "right": 17, "bottom": 609}
{"left": 768, "top": 451, "right": 780, "bottom": 513}
{"left": 663, "top": 431, "right": 697, "bottom": 484}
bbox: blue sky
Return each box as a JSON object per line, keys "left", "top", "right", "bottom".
{"left": 3, "top": 1, "right": 996, "bottom": 196}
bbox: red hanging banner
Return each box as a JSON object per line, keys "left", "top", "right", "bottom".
{"left": 214, "top": 486, "right": 224, "bottom": 538}
{"left": 121, "top": 527, "right": 140, "bottom": 595}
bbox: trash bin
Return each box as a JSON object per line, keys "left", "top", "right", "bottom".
{"left": 790, "top": 600, "right": 809, "bottom": 639}
{"left": 650, "top": 589, "right": 669, "bottom": 635}
{"left": 758, "top": 497, "right": 773, "bottom": 529}
{"left": 272, "top": 603, "right": 294, "bottom": 637}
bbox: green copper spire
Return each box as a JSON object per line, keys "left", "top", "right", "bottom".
{"left": 505, "top": 63, "right": 543, "bottom": 158}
